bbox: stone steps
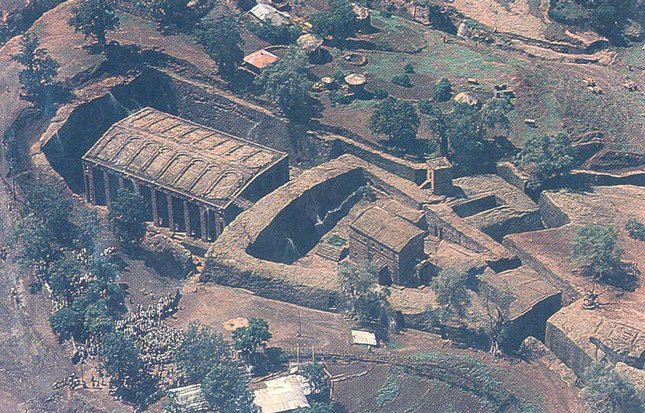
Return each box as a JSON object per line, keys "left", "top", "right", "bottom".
{"left": 316, "top": 243, "right": 347, "bottom": 262}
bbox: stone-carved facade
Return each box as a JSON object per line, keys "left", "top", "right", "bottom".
{"left": 349, "top": 206, "right": 425, "bottom": 285}
{"left": 82, "top": 108, "right": 289, "bottom": 241}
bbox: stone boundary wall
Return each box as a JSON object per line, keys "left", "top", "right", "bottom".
{"left": 203, "top": 260, "right": 338, "bottom": 311}
{"left": 478, "top": 210, "right": 544, "bottom": 242}
{"left": 452, "top": 195, "right": 498, "bottom": 218}
{"left": 323, "top": 132, "right": 429, "bottom": 184}
{"left": 497, "top": 161, "right": 645, "bottom": 195}
{"left": 538, "top": 193, "right": 571, "bottom": 228}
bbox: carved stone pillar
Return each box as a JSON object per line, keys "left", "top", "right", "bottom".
{"left": 103, "top": 170, "right": 111, "bottom": 207}
{"left": 151, "top": 189, "right": 159, "bottom": 225}
{"left": 85, "top": 165, "right": 96, "bottom": 204}
{"left": 183, "top": 200, "right": 191, "bottom": 236}
{"left": 199, "top": 207, "right": 207, "bottom": 241}
{"left": 167, "top": 194, "right": 175, "bottom": 231}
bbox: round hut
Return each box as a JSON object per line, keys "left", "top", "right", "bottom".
{"left": 353, "top": 4, "right": 371, "bottom": 32}
{"left": 297, "top": 33, "right": 324, "bottom": 61}
{"left": 454, "top": 92, "right": 479, "bottom": 107}
{"left": 345, "top": 73, "right": 367, "bottom": 95}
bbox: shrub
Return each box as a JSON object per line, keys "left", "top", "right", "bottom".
{"left": 249, "top": 21, "right": 301, "bottom": 45}
{"left": 310, "top": 0, "right": 358, "bottom": 40}
{"left": 329, "top": 91, "right": 353, "bottom": 106}
{"left": 404, "top": 63, "right": 414, "bottom": 73}
{"left": 625, "top": 219, "right": 645, "bottom": 241}
{"left": 391, "top": 74, "right": 412, "bottom": 87}
{"left": 373, "top": 88, "right": 388, "bottom": 99}
{"left": 572, "top": 224, "right": 623, "bottom": 283}
{"left": 432, "top": 78, "right": 452, "bottom": 102}
{"left": 515, "top": 133, "right": 574, "bottom": 188}
{"left": 370, "top": 97, "right": 420, "bottom": 144}
{"left": 418, "top": 99, "right": 433, "bottom": 115}
{"left": 582, "top": 364, "right": 643, "bottom": 413}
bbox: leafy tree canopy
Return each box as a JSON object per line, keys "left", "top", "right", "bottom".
{"left": 196, "top": 13, "right": 244, "bottom": 80}
{"left": 255, "top": 47, "right": 312, "bottom": 121}
{"left": 582, "top": 364, "right": 644, "bottom": 413}
{"left": 625, "top": 219, "right": 645, "bottom": 242}
{"left": 108, "top": 188, "right": 147, "bottom": 251}
{"left": 432, "top": 78, "right": 452, "bottom": 102}
{"left": 310, "top": 0, "right": 358, "bottom": 40}
{"left": 100, "top": 332, "right": 157, "bottom": 406}
{"left": 430, "top": 267, "right": 471, "bottom": 321}
{"left": 572, "top": 224, "right": 623, "bottom": 282}
{"left": 515, "top": 133, "right": 574, "bottom": 188}
{"left": 137, "top": 0, "right": 192, "bottom": 29}
{"left": 369, "top": 97, "right": 420, "bottom": 145}
{"left": 201, "top": 362, "right": 256, "bottom": 413}
{"left": 11, "top": 213, "right": 53, "bottom": 264}
{"left": 21, "top": 173, "right": 72, "bottom": 239}
{"left": 300, "top": 363, "right": 330, "bottom": 399}
{"left": 175, "top": 322, "right": 231, "bottom": 382}
{"left": 232, "top": 318, "right": 272, "bottom": 360}
{"left": 68, "top": 0, "right": 120, "bottom": 47}
{"left": 12, "top": 33, "right": 59, "bottom": 100}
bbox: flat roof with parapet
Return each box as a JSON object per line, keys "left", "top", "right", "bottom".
{"left": 351, "top": 206, "right": 424, "bottom": 253}
{"left": 82, "top": 108, "right": 288, "bottom": 210}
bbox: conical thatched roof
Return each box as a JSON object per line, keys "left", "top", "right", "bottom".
{"left": 454, "top": 92, "right": 479, "bottom": 106}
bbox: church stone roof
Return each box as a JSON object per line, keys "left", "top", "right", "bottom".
{"left": 82, "top": 108, "right": 287, "bottom": 209}
{"left": 351, "top": 206, "right": 424, "bottom": 253}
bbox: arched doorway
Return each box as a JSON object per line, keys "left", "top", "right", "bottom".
{"left": 378, "top": 266, "right": 393, "bottom": 286}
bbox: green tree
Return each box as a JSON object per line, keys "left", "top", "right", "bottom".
{"left": 196, "top": 13, "right": 244, "bottom": 80}
{"left": 46, "top": 254, "right": 81, "bottom": 299}
{"left": 582, "top": 364, "right": 643, "bottom": 413}
{"left": 21, "top": 174, "right": 72, "bottom": 239}
{"left": 76, "top": 208, "right": 100, "bottom": 254}
{"left": 338, "top": 261, "right": 377, "bottom": 297}
{"left": 369, "top": 97, "right": 420, "bottom": 145}
{"left": 338, "top": 262, "right": 393, "bottom": 327}
{"left": 12, "top": 33, "right": 59, "bottom": 100}
{"left": 68, "top": 0, "right": 120, "bottom": 48}
{"left": 300, "top": 363, "right": 330, "bottom": 400}
{"left": 108, "top": 188, "right": 147, "bottom": 251}
{"left": 445, "top": 102, "right": 482, "bottom": 171}
{"left": 430, "top": 267, "right": 471, "bottom": 321}
{"left": 418, "top": 100, "right": 447, "bottom": 155}
{"left": 572, "top": 224, "right": 623, "bottom": 284}
{"left": 50, "top": 298, "right": 87, "bottom": 341}
{"left": 100, "top": 332, "right": 157, "bottom": 406}
{"left": 591, "top": 3, "right": 619, "bottom": 37}
{"left": 432, "top": 78, "right": 452, "bottom": 102}
{"left": 232, "top": 318, "right": 272, "bottom": 363}
{"left": 625, "top": 219, "right": 645, "bottom": 241}
{"left": 175, "top": 322, "right": 230, "bottom": 382}
{"left": 138, "top": 0, "right": 192, "bottom": 29}
{"left": 256, "top": 47, "right": 312, "bottom": 120}
{"left": 83, "top": 301, "right": 115, "bottom": 337}
{"left": 479, "top": 96, "right": 513, "bottom": 133}
{"left": 309, "top": 0, "right": 358, "bottom": 40}
{"left": 515, "top": 133, "right": 575, "bottom": 189}
{"left": 11, "top": 213, "right": 52, "bottom": 264}
{"left": 201, "top": 362, "right": 256, "bottom": 413}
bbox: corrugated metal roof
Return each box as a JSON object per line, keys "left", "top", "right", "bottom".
{"left": 82, "top": 108, "right": 287, "bottom": 210}
{"left": 253, "top": 375, "right": 310, "bottom": 413}
{"left": 244, "top": 49, "right": 279, "bottom": 69}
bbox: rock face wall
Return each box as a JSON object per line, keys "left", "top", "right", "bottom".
{"left": 248, "top": 168, "right": 366, "bottom": 263}
{"left": 546, "top": 303, "right": 645, "bottom": 377}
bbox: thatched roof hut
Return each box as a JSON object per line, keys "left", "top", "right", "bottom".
{"left": 454, "top": 92, "right": 479, "bottom": 106}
